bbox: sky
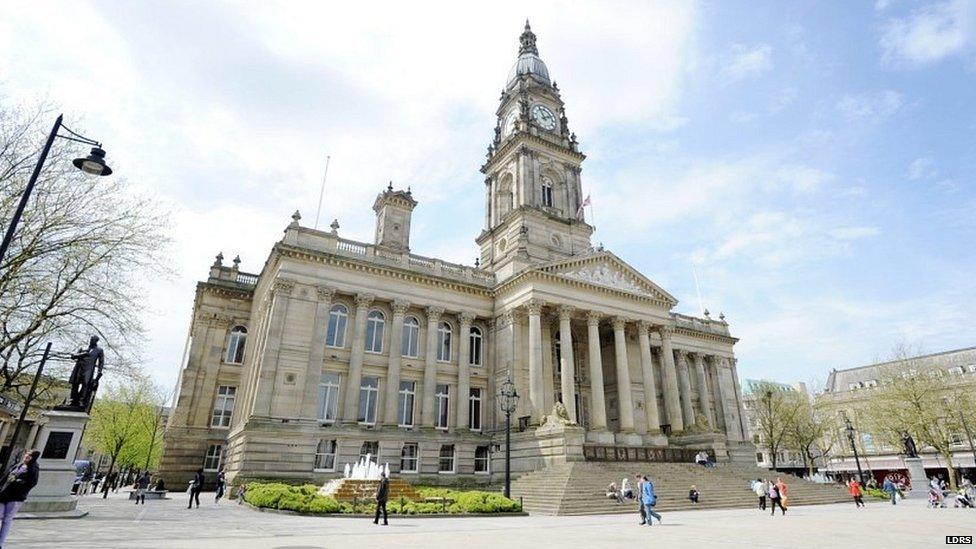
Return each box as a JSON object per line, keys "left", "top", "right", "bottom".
{"left": 1, "top": 0, "right": 974, "bottom": 397}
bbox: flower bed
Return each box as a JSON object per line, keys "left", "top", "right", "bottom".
{"left": 243, "top": 482, "right": 521, "bottom": 515}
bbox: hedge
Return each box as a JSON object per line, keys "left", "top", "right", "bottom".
{"left": 244, "top": 482, "right": 520, "bottom": 515}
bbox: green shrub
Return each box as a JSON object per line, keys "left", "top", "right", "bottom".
{"left": 306, "top": 496, "right": 341, "bottom": 514}
{"left": 864, "top": 488, "right": 890, "bottom": 500}
{"left": 450, "top": 491, "right": 521, "bottom": 513}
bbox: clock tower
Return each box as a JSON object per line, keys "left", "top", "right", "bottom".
{"left": 477, "top": 21, "right": 593, "bottom": 281}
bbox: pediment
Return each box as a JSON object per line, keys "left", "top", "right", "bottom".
{"left": 536, "top": 252, "right": 677, "bottom": 306}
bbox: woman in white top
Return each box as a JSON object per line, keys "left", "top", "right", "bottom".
{"left": 621, "top": 477, "right": 634, "bottom": 499}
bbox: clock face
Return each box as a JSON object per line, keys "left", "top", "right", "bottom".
{"left": 503, "top": 111, "right": 518, "bottom": 136}
{"left": 531, "top": 105, "right": 557, "bottom": 131}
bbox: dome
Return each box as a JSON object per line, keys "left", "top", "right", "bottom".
{"left": 507, "top": 53, "right": 550, "bottom": 88}
{"left": 505, "top": 20, "right": 551, "bottom": 89}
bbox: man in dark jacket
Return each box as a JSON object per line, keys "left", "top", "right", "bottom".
{"left": 188, "top": 468, "right": 204, "bottom": 509}
{"left": 373, "top": 473, "right": 389, "bottom": 526}
{"left": 135, "top": 470, "right": 151, "bottom": 505}
{"left": 0, "top": 449, "right": 40, "bottom": 546}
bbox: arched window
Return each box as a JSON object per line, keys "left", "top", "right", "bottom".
{"left": 468, "top": 327, "right": 483, "bottom": 366}
{"left": 402, "top": 316, "right": 420, "bottom": 357}
{"left": 225, "top": 325, "right": 247, "bottom": 364}
{"left": 326, "top": 304, "right": 348, "bottom": 347}
{"left": 541, "top": 177, "right": 554, "bottom": 208}
{"left": 364, "top": 310, "right": 385, "bottom": 353}
{"left": 437, "top": 321, "right": 453, "bottom": 362}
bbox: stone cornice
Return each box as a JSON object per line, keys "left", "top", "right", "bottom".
{"left": 493, "top": 268, "right": 674, "bottom": 309}
{"left": 674, "top": 326, "right": 739, "bottom": 345}
{"left": 198, "top": 281, "right": 254, "bottom": 300}
{"left": 481, "top": 132, "right": 585, "bottom": 174}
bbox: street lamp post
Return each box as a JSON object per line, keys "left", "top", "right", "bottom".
{"left": 497, "top": 374, "right": 519, "bottom": 499}
{"left": 0, "top": 114, "right": 112, "bottom": 267}
{"left": 844, "top": 417, "right": 866, "bottom": 486}
{"left": 0, "top": 342, "right": 52, "bottom": 474}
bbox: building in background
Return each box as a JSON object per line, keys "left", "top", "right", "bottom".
{"left": 818, "top": 346, "right": 976, "bottom": 483}
{"left": 159, "top": 23, "right": 754, "bottom": 488}
{"left": 741, "top": 379, "right": 816, "bottom": 475}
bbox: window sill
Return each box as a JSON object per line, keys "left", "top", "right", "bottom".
{"left": 209, "top": 425, "right": 231, "bottom": 430}
{"left": 400, "top": 470, "right": 418, "bottom": 475}
{"left": 398, "top": 425, "right": 415, "bottom": 429}
{"left": 474, "top": 471, "right": 490, "bottom": 475}
{"left": 437, "top": 471, "right": 456, "bottom": 475}
{"left": 313, "top": 468, "right": 336, "bottom": 473}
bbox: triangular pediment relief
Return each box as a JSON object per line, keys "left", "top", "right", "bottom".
{"left": 535, "top": 252, "right": 677, "bottom": 306}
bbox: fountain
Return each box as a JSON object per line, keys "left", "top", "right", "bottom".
{"left": 319, "top": 454, "right": 417, "bottom": 502}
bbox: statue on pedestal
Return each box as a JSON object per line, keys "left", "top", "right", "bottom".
{"left": 901, "top": 431, "right": 919, "bottom": 458}
{"left": 65, "top": 336, "right": 104, "bottom": 410}
{"left": 541, "top": 401, "right": 576, "bottom": 427}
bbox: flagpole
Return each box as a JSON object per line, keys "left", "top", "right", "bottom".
{"left": 314, "top": 155, "right": 331, "bottom": 230}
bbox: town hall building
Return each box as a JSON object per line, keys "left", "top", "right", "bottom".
{"left": 160, "top": 23, "right": 754, "bottom": 487}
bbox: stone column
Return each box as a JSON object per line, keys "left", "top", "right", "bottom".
{"left": 421, "top": 306, "right": 444, "bottom": 427}
{"left": 729, "top": 357, "right": 748, "bottom": 440}
{"left": 612, "top": 317, "right": 635, "bottom": 433}
{"left": 708, "top": 355, "right": 728, "bottom": 432}
{"left": 342, "top": 293, "right": 374, "bottom": 422}
{"left": 656, "top": 326, "right": 683, "bottom": 433}
{"left": 586, "top": 312, "right": 608, "bottom": 431}
{"left": 692, "top": 352, "right": 715, "bottom": 428}
{"left": 383, "top": 299, "right": 410, "bottom": 425}
{"left": 637, "top": 321, "right": 660, "bottom": 434}
{"left": 456, "top": 312, "right": 474, "bottom": 430}
{"left": 301, "top": 286, "right": 334, "bottom": 419}
{"left": 526, "top": 299, "right": 545, "bottom": 422}
{"left": 557, "top": 305, "right": 577, "bottom": 423}
{"left": 675, "top": 349, "right": 696, "bottom": 427}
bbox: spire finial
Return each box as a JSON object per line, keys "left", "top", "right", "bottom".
{"left": 388, "top": 180, "right": 393, "bottom": 192}
{"left": 518, "top": 19, "right": 538, "bottom": 56}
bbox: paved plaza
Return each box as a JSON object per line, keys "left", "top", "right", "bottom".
{"left": 10, "top": 491, "right": 975, "bottom": 548}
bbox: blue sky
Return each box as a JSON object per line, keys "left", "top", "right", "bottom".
{"left": 1, "top": 0, "right": 973, "bottom": 395}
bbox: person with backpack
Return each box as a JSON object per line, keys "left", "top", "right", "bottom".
{"left": 641, "top": 474, "right": 662, "bottom": 526}
{"left": 0, "top": 450, "right": 41, "bottom": 547}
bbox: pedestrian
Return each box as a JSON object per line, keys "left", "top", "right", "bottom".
{"left": 636, "top": 474, "right": 647, "bottom": 525}
{"left": 237, "top": 483, "right": 247, "bottom": 505}
{"left": 621, "top": 476, "right": 634, "bottom": 499}
{"left": 775, "top": 477, "right": 789, "bottom": 511}
{"left": 135, "top": 470, "right": 151, "bottom": 505}
{"left": 754, "top": 478, "right": 767, "bottom": 510}
{"left": 90, "top": 472, "right": 101, "bottom": 495}
{"left": 769, "top": 480, "right": 785, "bottom": 515}
{"left": 373, "top": 472, "right": 389, "bottom": 526}
{"left": 0, "top": 450, "right": 41, "bottom": 547}
{"left": 606, "top": 482, "right": 622, "bottom": 503}
{"left": 883, "top": 475, "right": 897, "bottom": 505}
{"left": 214, "top": 470, "right": 226, "bottom": 504}
{"left": 689, "top": 485, "right": 700, "bottom": 504}
{"left": 188, "top": 468, "right": 204, "bottom": 509}
{"left": 641, "top": 475, "right": 662, "bottom": 525}
{"left": 847, "top": 478, "right": 864, "bottom": 508}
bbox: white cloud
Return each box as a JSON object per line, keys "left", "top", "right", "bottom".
{"left": 722, "top": 43, "right": 774, "bottom": 81}
{"left": 836, "top": 90, "right": 904, "bottom": 121}
{"left": 880, "top": 0, "right": 976, "bottom": 66}
{"left": 830, "top": 226, "right": 881, "bottom": 240}
{"left": 876, "top": 0, "right": 893, "bottom": 12}
{"left": 908, "top": 156, "right": 936, "bottom": 180}
{"left": 775, "top": 165, "right": 832, "bottom": 193}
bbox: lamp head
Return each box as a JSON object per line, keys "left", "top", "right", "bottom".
{"left": 73, "top": 147, "right": 113, "bottom": 176}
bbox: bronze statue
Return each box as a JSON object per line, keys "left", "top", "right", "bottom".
{"left": 67, "top": 336, "right": 104, "bottom": 410}
{"left": 902, "top": 431, "right": 919, "bottom": 458}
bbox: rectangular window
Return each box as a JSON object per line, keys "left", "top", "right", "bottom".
{"left": 360, "top": 441, "right": 379, "bottom": 462}
{"left": 210, "top": 385, "right": 236, "bottom": 428}
{"left": 314, "top": 439, "right": 337, "bottom": 471}
{"left": 317, "top": 372, "right": 340, "bottom": 423}
{"left": 203, "top": 444, "right": 222, "bottom": 471}
{"left": 400, "top": 443, "right": 419, "bottom": 473}
{"left": 468, "top": 388, "right": 482, "bottom": 432}
{"left": 438, "top": 444, "right": 455, "bottom": 473}
{"left": 398, "top": 381, "right": 415, "bottom": 427}
{"left": 474, "top": 445, "right": 490, "bottom": 474}
{"left": 948, "top": 366, "right": 964, "bottom": 375}
{"left": 358, "top": 376, "right": 379, "bottom": 425}
{"left": 436, "top": 384, "right": 450, "bottom": 429}
{"left": 402, "top": 318, "right": 420, "bottom": 357}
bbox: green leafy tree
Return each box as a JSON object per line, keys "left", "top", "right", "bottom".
{"left": 753, "top": 382, "right": 802, "bottom": 469}
{"left": 784, "top": 396, "right": 833, "bottom": 477}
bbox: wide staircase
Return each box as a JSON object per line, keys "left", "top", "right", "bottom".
{"left": 511, "top": 462, "right": 850, "bottom": 515}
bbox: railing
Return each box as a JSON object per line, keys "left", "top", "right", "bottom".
{"left": 583, "top": 445, "right": 709, "bottom": 463}
{"left": 235, "top": 272, "right": 259, "bottom": 285}
{"left": 337, "top": 240, "right": 368, "bottom": 255}
{"left": 324, "top": 235, "right": 494, "bottom": 286}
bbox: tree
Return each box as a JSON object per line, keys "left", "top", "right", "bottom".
{"left": 85, "top": 378, "right": 163, "bottom": 496}
{"left": 0, "top": 98, "right": 170, "bottom": 404}
{"left": 861, "top": 346, "right": 976, "bottom": 490}
{"left": 753, "top": 382, "right": 802, "bottom": 470}
{"left": 784, "top": 396, "right": 833, "bottom": 477}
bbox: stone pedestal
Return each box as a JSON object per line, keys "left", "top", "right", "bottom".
{"left": 903, "top": 457, "right": 928, "bottom": 498}
{"left": 20, "top": 409, "right": 89, "bottom": 517}
{"left": 585, "top": 430, "right": 616, "bottom": 445}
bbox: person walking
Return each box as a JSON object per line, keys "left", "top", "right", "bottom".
{"left": 636, "top": 474, "right": 647, "bottom": 525}
{"left": 776, "top": 478, "right": 789, "bottom": 511}
{"left": 769, "top": 481, "right": 785, "bottom": 515}
{"left": 373, "top": 473, "right": 389, "bottom": 526}
{"left": 237, "top": 483, "right": 248, "bottom": 505}
{"left": 754, "top": 478, "right": 767, "bottom": 510}
{"left": 847, "top": 478, "right": 864, "bottom": 508}
{"left": 883, "top": 476, "right": 897, "bottom": 505}
{"left": 641, "top": 475, "right": 662, "bottom": 525}
{"left": 188, "top": 468, "right": 204, "bottom": 509}
{"left": 214, "top": 470, "right": 226, "bottom": 504}
{"left": 135, "top": 470, "right": 151, "bottom": 505}
{"left": 0, "top": 450, "right": 41, "bottom": 547}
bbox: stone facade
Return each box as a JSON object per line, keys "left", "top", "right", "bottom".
{"left": 159, "top": 23, "right": 753, "bottom": 487}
